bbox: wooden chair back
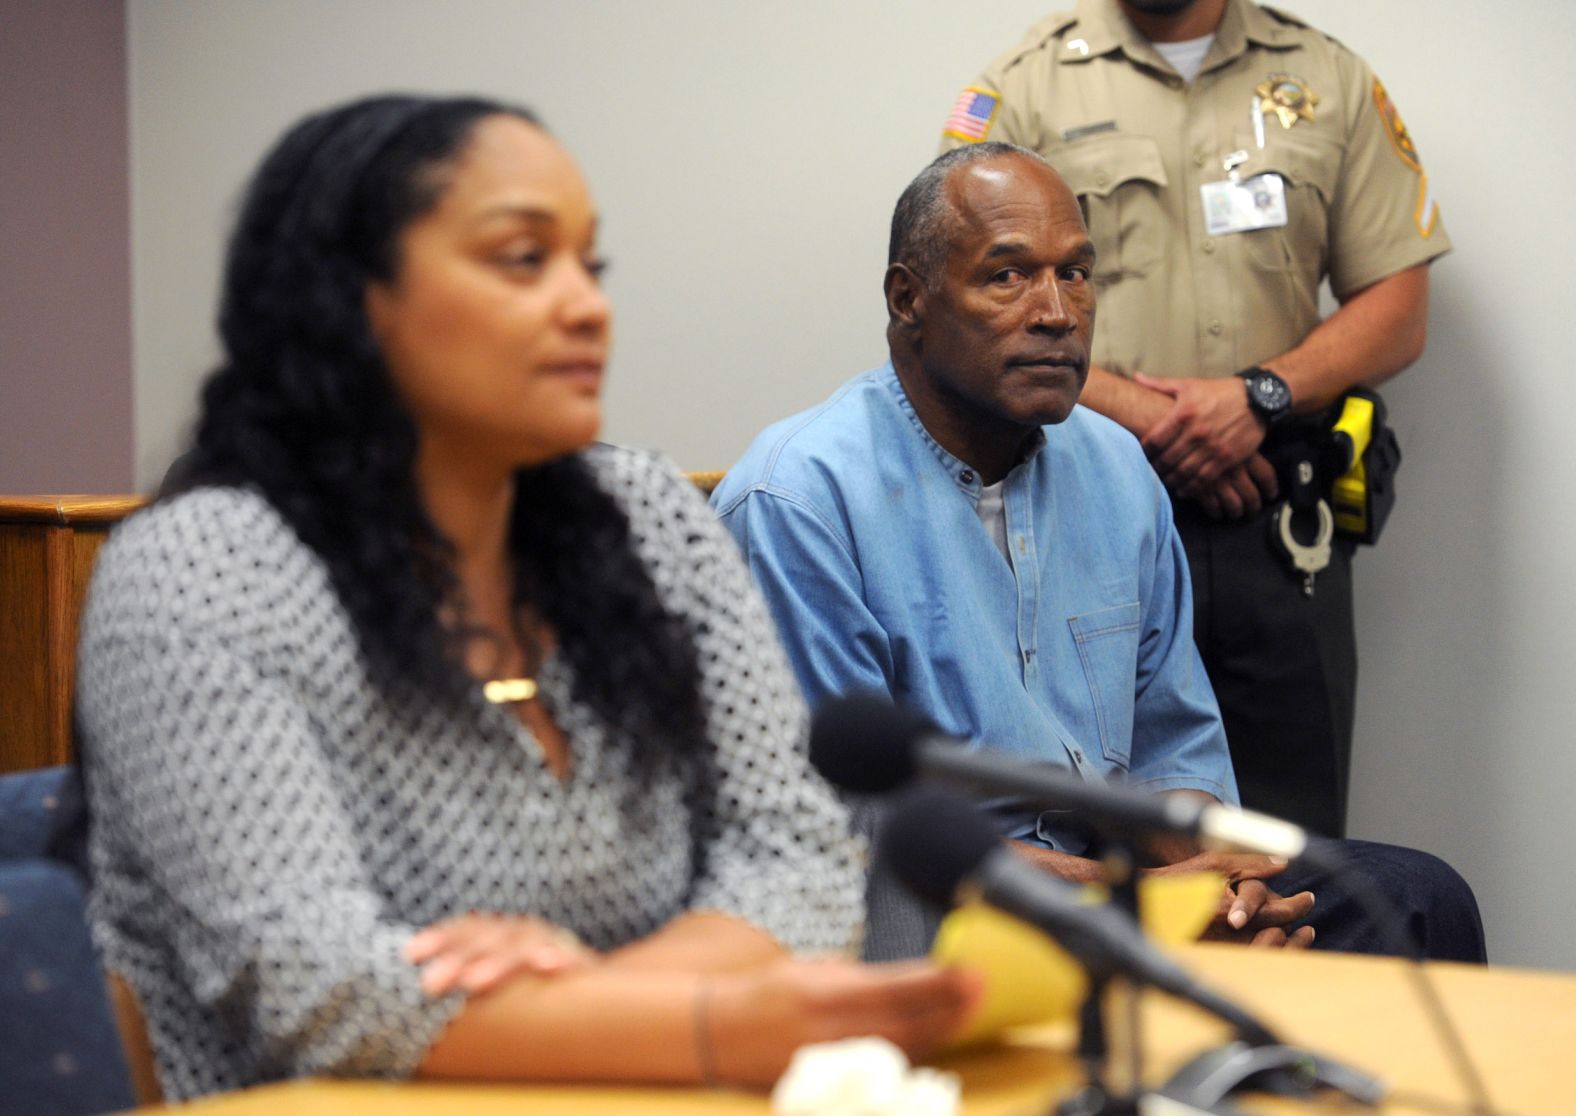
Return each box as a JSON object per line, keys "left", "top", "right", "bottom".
{"left": 0, "top": 497, "right": 146, "bottom": 774}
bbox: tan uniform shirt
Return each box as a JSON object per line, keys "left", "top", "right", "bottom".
{"left": 941, "top": 0, "right": 1450, "bottom": 379}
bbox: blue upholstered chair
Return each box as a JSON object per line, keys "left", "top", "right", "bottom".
{"left": 0, "top": 765, "right": 136, "bottom": 1115}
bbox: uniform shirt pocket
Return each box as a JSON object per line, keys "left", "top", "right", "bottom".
{"left": 1053, "top": 135, "right": 1169, "bottom": 285}
{"left": 1067, "top": 601, "right": 1142, "bottom": 768}
{"left": 1233, "top": 136, "right": 1341, "bottom": 274}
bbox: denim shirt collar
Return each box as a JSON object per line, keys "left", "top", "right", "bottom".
{"left": 879, "top": 362, "right": 1049, "bottom": 503}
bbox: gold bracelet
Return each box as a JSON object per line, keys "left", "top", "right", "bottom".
{"left": 693, "top": 977, "right": 717, "bottom": 1087}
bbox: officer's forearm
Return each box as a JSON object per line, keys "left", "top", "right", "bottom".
{"left": 1260, "top": 263, "right": 1431, "bottom": 413}
{"left": 1078, "top": 365, "right": 1176, "bottom": 438}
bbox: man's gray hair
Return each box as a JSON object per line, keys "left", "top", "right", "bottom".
{"left": 887, "top": 142, "right": 1055, "bottom": 285}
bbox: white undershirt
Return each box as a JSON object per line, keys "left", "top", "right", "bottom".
{"left": 975, "top": 479, "right": 1010, "bottom": 563}
{"left": 1153, "top": 33, "right": 1216, "bottom": 84}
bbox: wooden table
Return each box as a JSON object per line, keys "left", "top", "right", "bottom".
{"left": 140, "top": 944, "right": 1576, "bottom": 1115}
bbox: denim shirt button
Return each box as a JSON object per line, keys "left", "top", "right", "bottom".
{"left": 959, "top": 469, "right": 975, "bottom": 484}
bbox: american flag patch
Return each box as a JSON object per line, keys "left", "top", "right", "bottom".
{"left": 943, "top": 87, "right": 999, "bottom": 143}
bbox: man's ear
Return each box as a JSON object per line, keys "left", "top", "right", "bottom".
{"left": 884, "top": 264, "right": 926, "bottom": 328}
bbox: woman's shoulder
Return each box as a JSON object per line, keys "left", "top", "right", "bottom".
{"left": 100, "top": 485, "right": 307, "bottom": 578}
{"left": 580, "top": 443, "right": 713, "bottom": 529}
{"left": 113, "top": 483, "right": 279, "bottom": 539}
{"left": 86, "top": 486, "right": 334, "bottom": 643}
{"left": 576, "top": 444, "right": 743, "bottom": 602}
{"left": 581, "top": 442, "right": 685, "bottom": 490}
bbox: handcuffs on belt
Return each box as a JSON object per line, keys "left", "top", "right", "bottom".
{"left": 1262, "top": 389, "right": 1401, "bottom": 597}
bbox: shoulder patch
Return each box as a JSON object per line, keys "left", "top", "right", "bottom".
{"left": 1372, "top": 76, "right": 1438, "bottom": 236}
{"left": 1372, "top": 76, "right": 1422, "bottom": 173}
{"left": 943, "top": 87, "right": 1001, "bottom": 143}
{"left": 1414, "top": 173, "right": 1439, "bottom": 238}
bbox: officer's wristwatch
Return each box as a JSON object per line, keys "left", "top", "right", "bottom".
{"left": 1239, "top": 366, "right": 1293, "bottom": 427}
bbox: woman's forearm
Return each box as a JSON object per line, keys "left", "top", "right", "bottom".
{"left": 606, "top": 910, "right": 788, "bottom": 973}
{"left": 412, "top": 913, "right": 783, "bottom": 1085}
{"left": 416, "top": 967, "right": 707, "bottom": 1084}
{"left": 414, "top": 950, "right": 981, "bottom": 1089}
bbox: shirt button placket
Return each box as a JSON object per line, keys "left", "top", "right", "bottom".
{"left": 1190, "top": 91, "right": 1231, "bottom": 372}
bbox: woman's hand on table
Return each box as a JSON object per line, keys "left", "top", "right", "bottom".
{"left": 405, "top": 913, "right": 600, "bottom": 997}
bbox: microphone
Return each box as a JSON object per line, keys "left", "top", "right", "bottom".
{"left": 811, "top": 693, "right": 1316, "bottom": 862}
{"left": 879, "top": 786, "right": 1280, "bottom": 1046}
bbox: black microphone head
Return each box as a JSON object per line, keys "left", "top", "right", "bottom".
{"left": 808, "top": 692, "right": 935, "bottom": 794}
{"left": 876, "top": 787, "right": 1000, "bottom": 908}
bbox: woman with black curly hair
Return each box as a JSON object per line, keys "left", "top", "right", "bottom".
{"left": 76, "top": 94, "right": 977, "bottom": 1101}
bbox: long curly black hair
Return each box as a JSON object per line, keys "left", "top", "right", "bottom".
{"left": 174, "top": 93, "right": 704, "bottom": 754}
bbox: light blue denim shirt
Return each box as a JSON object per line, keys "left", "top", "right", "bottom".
{"left": 712, "top": 363, "right": 1237, "bottom": 855}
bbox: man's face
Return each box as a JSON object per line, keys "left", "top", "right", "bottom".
{"left": 911, "top": 156, "right": 1096, "bottom": 434}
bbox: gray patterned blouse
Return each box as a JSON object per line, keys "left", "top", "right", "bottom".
{"left": 78, "top": 446, "right": 863, "bottom": 1100}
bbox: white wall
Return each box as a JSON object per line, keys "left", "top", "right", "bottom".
{"left": 129, "top": 0, "right": 1067, "bottom": 484}
{"left": 1298, "top": 1, "right": 1576, "bottom": 973}
{"left": 129, "top": 1, "right": 1576, "bottom": 969}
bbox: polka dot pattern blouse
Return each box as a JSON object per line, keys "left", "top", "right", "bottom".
{"left": 78, "top": 446, "right": 863, "bottom": 1100}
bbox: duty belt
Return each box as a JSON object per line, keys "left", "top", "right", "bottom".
{"left": 1261, "top": 388, "right": 1402, "bottom": 597}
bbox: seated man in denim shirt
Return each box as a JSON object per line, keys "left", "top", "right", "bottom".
{"left": 712, "top": 144, "right": 1484, "bottom": 963}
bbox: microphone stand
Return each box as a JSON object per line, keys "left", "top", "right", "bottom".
{"left": 1056, "top": 835, "right": 1148, "bottom": 1116}
{"left": 1050, "top": 830, "right": 1382, "bottom": 1116}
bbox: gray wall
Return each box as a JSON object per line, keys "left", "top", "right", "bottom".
{"left": 1328, "top": 2, "right": 1576, "bottom": 972}
{"left": 125, "top": 1, "right": 1576, "bottom": 969}
{"left": 0, "top": 0, "right": 133, "bottom": 492}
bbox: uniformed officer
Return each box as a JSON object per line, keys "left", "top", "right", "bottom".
{"left": 941, "top": 0, "right": 1449, "bottom": 836}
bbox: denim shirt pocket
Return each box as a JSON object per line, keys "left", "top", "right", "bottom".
{"left": 1067, "top": 602, "right": 1142, "bottom": 768}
